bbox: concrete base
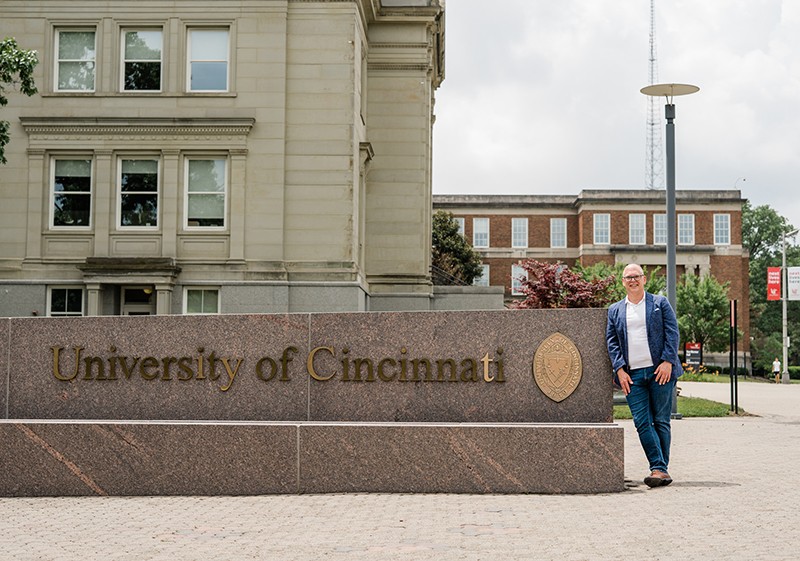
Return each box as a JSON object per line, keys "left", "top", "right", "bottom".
{"left": 0, "top": 420, "right": 624, "bottom": 496}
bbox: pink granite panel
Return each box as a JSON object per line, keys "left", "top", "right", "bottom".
{"left": 0, "top": 421, "right": 297, "bottom": 496}
{"left": 7, "top": 314, "right": 309, "bottom": 420}
{"left": 299, "top": 423, "right": 625, "bottom": 494}
{"left": 0, "top": 319, "right": 8, "bottom": 418}
{"left": 307, "top": 309, "right": 613, "bottom": 423}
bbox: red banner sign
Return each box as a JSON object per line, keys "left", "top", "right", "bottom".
{"left": 767, "top": 267, "right": 781, "bottom": 301}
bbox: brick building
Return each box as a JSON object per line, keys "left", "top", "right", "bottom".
{"left": 434, "top": 189, "right": 750, "bottom": 350}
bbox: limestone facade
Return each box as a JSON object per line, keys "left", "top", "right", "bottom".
{"left": 0, "top": 0, "right": 450, "bottom": 317}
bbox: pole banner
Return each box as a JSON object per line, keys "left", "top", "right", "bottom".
{"left": 788, "top": 266, "right": 800, "bottom": 301}
{"left": 767, "top": 267, "right": 781, "bottom": 301}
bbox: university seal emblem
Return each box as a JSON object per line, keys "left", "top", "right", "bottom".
{"left": 532, "top": 332, "right": 582, "bottom": 402}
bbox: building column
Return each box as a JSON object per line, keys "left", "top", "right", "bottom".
{"left": 24, "top": 149, "right": 45, "bottom": 261}
{"left": 86, "top": 283, "right": 101, "bottom": 316}
{"left": 93, "top": 150, "right": 113, "bottom": 257}
{"left": 161, "top": 149, "right": 180, "bottom": 257}
{"left": 155, "top": 284, "right": 173, "bottom": 315}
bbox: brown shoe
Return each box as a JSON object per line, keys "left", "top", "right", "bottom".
{"left": 644, "top": 470, "right": 673, "bottom": 488}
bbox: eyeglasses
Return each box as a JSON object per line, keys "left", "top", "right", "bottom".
{"left": 622, "top": 274, "right": 644, "bottom": 282}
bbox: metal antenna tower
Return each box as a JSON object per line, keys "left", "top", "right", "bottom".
{"left": 645, "top": 0, "right": 664, "bottom": 190}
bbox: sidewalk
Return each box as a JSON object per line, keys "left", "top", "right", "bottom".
{"left": 2, "top": 382, "right": 799, "bottom": 561}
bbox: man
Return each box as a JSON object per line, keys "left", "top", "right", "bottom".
{"left": 773, "top": 357, "right": 781, "bottom": 384}
{"left": 606, "top": 264, "right": 682, "bottom": 488}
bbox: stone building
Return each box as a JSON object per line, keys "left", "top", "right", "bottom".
{"left": 0, "top": 0, "right": 476, "bottom": 317}
{"left": 434, "top": 190, "right": 751, "bottom": 349}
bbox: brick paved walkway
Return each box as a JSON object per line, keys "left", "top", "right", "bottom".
{"left": 2, "top": 381, "right": 799, "bottom": 561}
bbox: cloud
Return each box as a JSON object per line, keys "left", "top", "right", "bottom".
{"left": 433, "top": 0, "right": 800, "bottom": 228}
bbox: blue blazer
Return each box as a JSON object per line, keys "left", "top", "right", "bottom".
{"left": 606, "top": 292, "right": 683, "bottom": 379}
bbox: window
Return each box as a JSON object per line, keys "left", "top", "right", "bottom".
{"left": 550, "top": 218, "right": 567, "bottom": 248}
{"left": 454, "top": 217, "right": 465, "bottom": 237}
{"left": 678, "top": 214, "right": 695, "bottom": 245}
{"left": 511, "top": 218, "right": 528, "bottom": 248}
{"left": 49, "top": 288, "right": 84, "bottom": 317}
{"left": 714, "top": 214, "right": 730, "bottom": 245}
{"left": 653, "top": 214, "right": 666, "bottom": 245}
{"left": 122, "top": 30, "right": 162, "bottom": 91}
{"left": 511, "top": 264, "right": 527, "bottom": 296}
{"left": 473, "top": 217, "right": 489, "bottom": 248}
{"left": 473, "top": 264, "right": 490, "bottom": 287}
{"left": 629, "top": 214, "right": 646, "bottom": 245}
{"left": 56, "top": 30, "right": 96, "bottom": 91}
{"left": 593, "top": 213, "right": 610, "bottom": 245}
{"left": 186, "top": 158, "right": 227, "bottom": 228}
{"left": 187, "top": 29, "right": 229, "bottom": 91}
{"left": 185, "top": 288, "right": 219, "bottom": 314}
{"left": 119, "top": 159, "right": 159, "bottom": 227}
{"left": 52, "top": 159, "right": 92, "bottom": 228}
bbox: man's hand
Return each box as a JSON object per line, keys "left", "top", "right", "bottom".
{"left": 655, "top": 361, "right": 673, "bottom": 384}
{"left": 617, "top": 368, "right": 632, "bottom": 395}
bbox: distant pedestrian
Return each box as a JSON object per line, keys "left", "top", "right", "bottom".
{"left": 606, "top": 263, "right": 683, "bottom": 488}
{"left": 773, "top": 357, "right": 781, "bottom": 384}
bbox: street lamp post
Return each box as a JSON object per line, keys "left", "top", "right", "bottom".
{"left": 641, "top": 83, "right": 699, "bottom": 418}
{"left": 781, "top": 228, "right": 799, "bottom": 384}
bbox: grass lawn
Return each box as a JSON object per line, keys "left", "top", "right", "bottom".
{"left": 613, "top": 395, "right": 740, "bottom": 419}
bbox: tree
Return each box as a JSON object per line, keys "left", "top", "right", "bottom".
{"left": 742, "top": 202, "right": 800, "bottom": 371}
{"left": 511, "top": 260, "right": 616, "bottom": 309}
{"left": 431, "top": 210, "right": 483, "bottom": 285}
{"left": 676, "top": 273, "right": 732, "bottom": 352}
{"left": 1, "top": 37, "right": 38, "bottom": 164}
{"left": 575, "top": 261, "right": 666, "bottom": 303}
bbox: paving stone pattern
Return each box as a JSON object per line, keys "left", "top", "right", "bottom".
{"left": 1, "top": 382, "right": 799, "bottom": 560}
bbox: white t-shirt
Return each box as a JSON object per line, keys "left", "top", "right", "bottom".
{"left": 626, "top": 296, "right": 654, "bottom": 370}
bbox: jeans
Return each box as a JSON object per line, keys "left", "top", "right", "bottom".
{"left": 626, "top": 365, "right": 676, "bottom": 473}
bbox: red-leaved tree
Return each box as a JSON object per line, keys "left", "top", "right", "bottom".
{"left": 510, "top": 260, "right": 616, "bottom": 309}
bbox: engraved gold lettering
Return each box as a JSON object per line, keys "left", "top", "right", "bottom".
{"left": 460, "top": 358, "right": 478, "bottom": 382}
{"left": 177, "top": 357, "right": 194, "bottom": 381}
{"left": 353, "top": 357, "right": 375, "bottom": 382}
{"left": 196, "top": 347, "right": 205, "bottom": 379}
{"left": 341, "top": 347, "right": 351, "bottom": 381}
{"left": 208, "top": 352, "right": 220, "bottom": 381}
{"left": 280, "top": 346, "right": 298, "bottom": 381}
{"left": 410, "top": 358, "right": 431, "bottom": 381}
{"left": 482, "top": 352, "right": 494, "bottom": 382}
{"left": 308, "top": 346, "right": 336, "bottom": 381}
{"left": 161, "top": 357, "right": 178, "bottom": 381}
{"left": 256, "top": 356, "right": 278, "bottom": 381}
{"left": 82, "top": 356, "right": 105, "bottom": 380}
{"left": 52, "top": 346, "right": 82, "bottom": 381}
{"left": 219, "top": 358, "right": 243, "bottom": 392}
{"left": 107, "top": 346, "right": 118, "bottom": 380}
{"left": 398, "top": 347, "right": 408, "bottom": 381}
{"left": 139, "top": 356, "right": 159, "bottom": 380}
{"left": 495, "top": 348, "right": 505, "bottom": 382}
{"left": 119, "top": 356, "right": 139, "bottom": 379}
{"left": 436, "top": 359, "right": 457, "bottom": 382}
{"left": 377, "top": 357, "right": 397, "bottom": 381}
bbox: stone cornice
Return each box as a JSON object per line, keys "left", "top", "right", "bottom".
{"left": 19, "top": 117, "right": 255, "bottom": 137}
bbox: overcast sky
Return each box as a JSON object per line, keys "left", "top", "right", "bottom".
{"left": 432, "top": 0, "right": 800, "bottom": 232}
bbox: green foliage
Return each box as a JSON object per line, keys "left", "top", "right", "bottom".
{"left": 676, "top": 273, "right": 731, "bottom": 352}
{"left": 742, "top": 202, "right": 800, "bottom": 369}
{"left": 431, "top": 210, "right": 483, "bottom": 285}
{"left": 576, "top": 262, "right": 665, "bottom": 302}
{"left": 1, "top": 37, "right": 39, "bottom": 164}
{"left": 511, "top": 260, "right": 616, "bottom": 308}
